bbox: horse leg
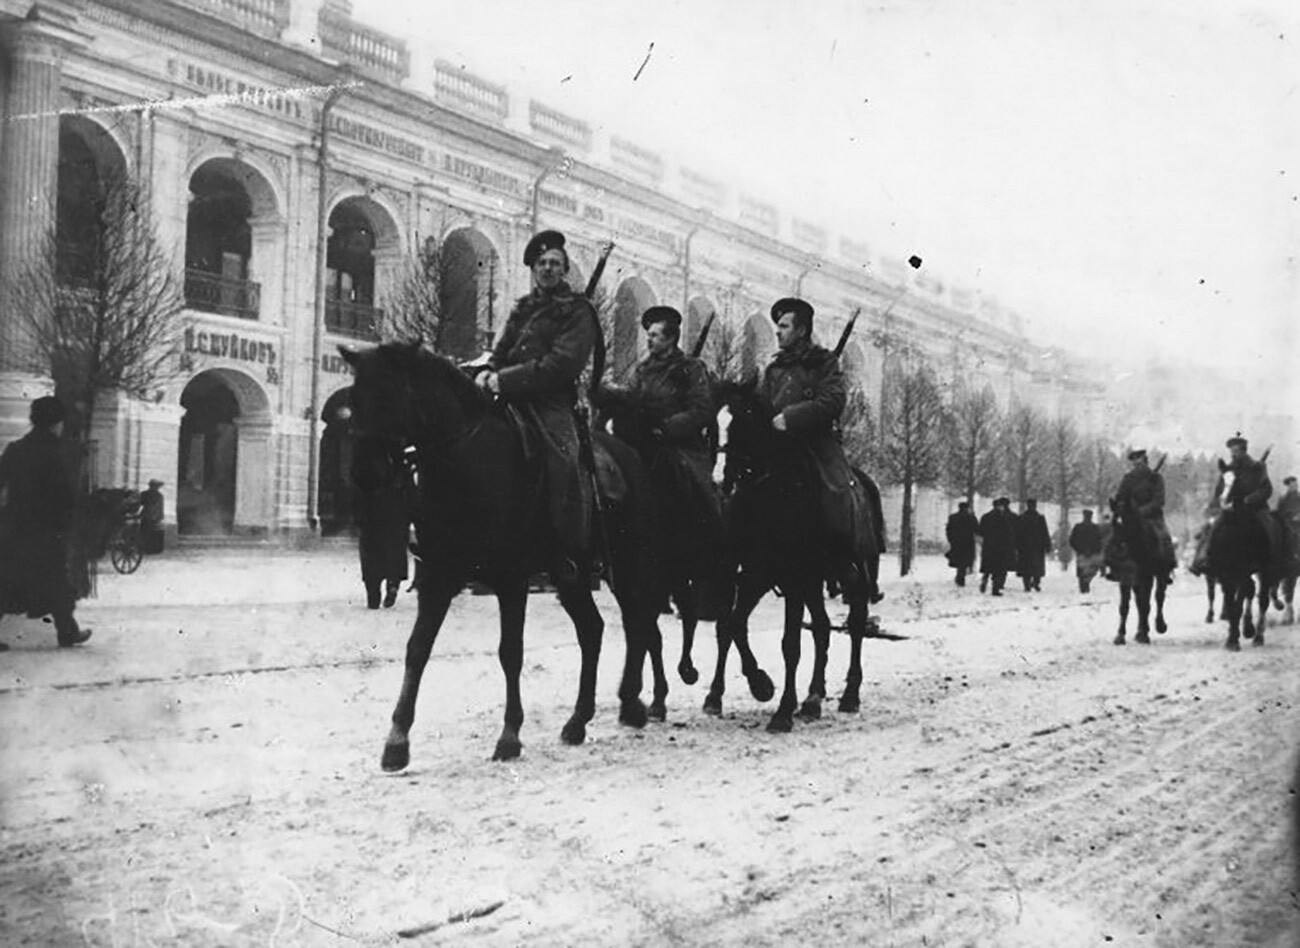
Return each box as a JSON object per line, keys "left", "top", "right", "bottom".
{"left": 838, "top": 570, "right": 868, "bottom": 714}
{"left": 1254, "top": 578, "right": 1268, "bottom": 647}
{"left": 1134, "top": 576, "right": 1153, "bottom": 645}
{"left": 1204, "top": 575, "right": 1216, "bottom": 623}
{"left": 645, "top": 612, "right": 669, "bottom": 722}
{"left": 382, "top": 577, "right": 458, "bottom": 772}
{"left": 1154, "top": 577, "right": 1168, "bottom": 634}
{"left": 487, "top": 580, "right": 531, "bottom": 761}
{"left": 705, "top": 574, "right": 771, "bottom": 715}
{"left": 703, "top": 614, "right": 731, "bottom": 716}
{"left": 1283, "top": 576, "right": 1296, "bottom": 624}
{"left": 798, "top": 585, "right": 830, "bottom": 722}
{"left": 675, "top": 578, "right": 701, "bottom": 686}
{"left": 555, "top": 578, "right": 618, "bottom": 745}
{"left": 1224, "top": 580, "right": 1242, "bottom": 651}
{"left": 1115, "top": 583, "right": 1131, "bottom": 645}
{"left": 767, "top": 591, "right": 805, "bottom": 733}
{"left": 1242, "top": 578, "right": 1257, "bottom": 640}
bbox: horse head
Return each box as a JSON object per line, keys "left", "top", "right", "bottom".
{"left": 338, "top": 341, "right": 490, "bottom": 450}
{"left": 713, "top": 375, "right": 772, "bottom": 487}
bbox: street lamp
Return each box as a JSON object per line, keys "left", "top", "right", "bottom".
{"left": 529, "top": 146, "right": 568, "bottom": 231}
{"left": 681, "top": 207, "right": 710, "bottom": 313}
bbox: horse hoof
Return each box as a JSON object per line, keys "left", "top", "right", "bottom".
{"left": 1135, "top": 632, "right": 1151, "bottom": 645}
{"left": 766, "top": 714, "right": 794, "bottom": 734}
{"left": 380, "top": 741, "right": 410, "bottom": 773}
{"left": 678, "top": 662, "right": 699, "bottom": 686}
{"left": 1155, "top": 619, "right": 1168, "bottom": 635}
{"left": 1113, "top": 634, "right": 1126, "bottom": 646}
{"left": 797, "top": 699, "right": 822, "bottom": 721}
{"left": 647, "top": 700, "right": 666, "bottom": 723}
{"left": 618, "top": 701, "right": 647, "bottom": 730}
{"left": 493, "top": 737, "right": 523, "bottom": 760}
{"left": 838, "top": 694, "right": 861, "bottom": 714}
{"left": 1242, "top": 627, "right": 1255, "bottom": 640}
{"left": 747, "top": 669, "right": 776, "bottom": 703}
{"left": 1204, "top": 613, "right": 1215, "bottom": 624}
{"left": 703, "top": 694, "right": 722, "bottom": 716}
{"left": 1225, "top": 639, "right": 1241, "bottom": 652}
{"left": 1253, "top": 635, "right": 1265, "bottom": 648}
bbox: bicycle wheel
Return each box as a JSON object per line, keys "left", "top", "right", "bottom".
{"left": 110, "top": 526, "right": 143, "bottom": 574}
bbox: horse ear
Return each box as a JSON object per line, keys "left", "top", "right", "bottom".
{"left": 337, "top": 345, "right": 359, "bottom": 367}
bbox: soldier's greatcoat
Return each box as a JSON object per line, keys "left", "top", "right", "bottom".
{"left": 1114, "top": 464, "right": 1177, "bottom": 572}
{"left": 488, "top": 281, "right": 597, "bottom": 563}
{"left": 759, "top": 340, "right": 857, "bottom": 552}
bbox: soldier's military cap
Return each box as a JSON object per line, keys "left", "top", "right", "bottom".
{"left": 523, "top": 229, "right": 567, "bottom": 267}
{"left": 1284, "top": 476, "right": 1297, "bottom": 486}
{"left": 1226, "top": 435, "right": 1248, "bottom": 450}
{"left": 1127, "top": 448, "right": 1147, "bottom": 461}
{"left": 994, "top": 496, "right": 1011, "bottom": 507}
{"left": 641, "top": 305, "right": 683, "bottom": 331}
{"left": 769, "top": 297, "right": 814, "bottom": 325}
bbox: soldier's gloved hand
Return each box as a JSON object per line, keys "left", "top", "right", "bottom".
{"left": 772, "top": 413, "right": 788, "bottom": 432}
{"left": 476, "top": 371, "right": 500, "bottom": 395}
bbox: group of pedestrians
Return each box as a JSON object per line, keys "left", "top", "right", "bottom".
{"left": 945, "top": 496, "right": 1052, "bottom": 596}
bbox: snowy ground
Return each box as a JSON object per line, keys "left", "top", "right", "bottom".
{"left": 1, "top": 548, "right": 1297, "bottom": 947}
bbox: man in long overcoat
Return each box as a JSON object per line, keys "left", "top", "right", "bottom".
{"left": 977, "top": 497, "right": 1018, "bottom": 596}
{"left": 1015, "top": 498, "right": 1052, "bottom": 591}
{"left": 353, "top": 437, "right": 412, "bottom": 609}
{"left": 1069, "top": 509, "right": 1104, "bottom": 593}
{"left": 945, "top": 501, "right": 979, "bottom": 587}
{"left": 476, "top": 230, "right": 597, "bottom": 583}
{"left": 621, "top": 305, "right": 728, "bottom": 614}
{"left": 1114, "top": 448, "right": 1177, "bottom": 578}
{"left": 0, "top": 396, "right": 92, "bottom": 649}
{"left": 758, "top": 297, "right": 877, "bottom": 600}
{"left": 1209, "top": 435, "right": 1275, "bottom": 573}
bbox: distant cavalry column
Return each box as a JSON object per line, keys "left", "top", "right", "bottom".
{"left": 0, "top": 12, "right": 84, "bottom": 445}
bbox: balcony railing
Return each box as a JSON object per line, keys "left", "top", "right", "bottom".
{"left": 179, "top": 0, "right": 289, "bottom": 37}
{"left": 434, "top": 60, "right": 509, "bottom": 122}
{"left": 326, "top": 300, "right": 381, "bottom": 340}
{"left": 318, "top": 7, "right": 410, "bottom": 84}
{"left": 530, "top": 101, "right": 592, "bottom": 151}
{"left": 185, "top": 268, "right": 261, "bottom": 320}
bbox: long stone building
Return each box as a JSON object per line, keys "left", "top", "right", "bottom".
{"left": 0, "top": 0, "right": 1104, "bottom": 539}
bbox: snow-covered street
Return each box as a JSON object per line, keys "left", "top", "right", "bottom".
{"left": 1, "top": 548, "right": 1296, "bottom": 946}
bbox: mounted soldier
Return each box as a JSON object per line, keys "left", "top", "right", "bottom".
{"left": 758, "top": 297, "right": 876, "bottom": 599}
{"left": 474, "top": 229, "right": 597, "bottom": 583}
{"left": 614, "top": 305, "right": 729, "bottom": 615}
{"left": 1112, "top": 448, "right": 1177, "bottom": 581}
{"left": 1210, "top": 435, "right": 1274, "bottom": 570}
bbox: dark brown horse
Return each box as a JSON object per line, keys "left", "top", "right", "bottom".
{"left": 1104, "top": 497, "right": 1169, "bottom": 645}
{"left": 704, "top": 380, "right": 883, "bottom": 732}
{"left": 340, "top": 342, "right": 665, "bottom": 767}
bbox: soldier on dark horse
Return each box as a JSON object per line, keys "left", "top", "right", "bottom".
{"left": 595, "top": 304, "right": 731, "bottom": 702}
{"left": 1273, "top": 475, "right": 1300, "bottom": 624}
{"left": 1106, "top": 448, "right": 1174, "bottom": 645}
{"left": 1207, "top": 435, "right": 1281, "bottom": 649}
{"left": 707, "top": 298, "right": 883, "bottom": 733}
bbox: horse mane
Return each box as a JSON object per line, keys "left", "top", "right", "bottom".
{"left": 384, "top": 342, "right": 491, "bottom": 418}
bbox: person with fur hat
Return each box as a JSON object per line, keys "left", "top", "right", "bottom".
{"left": 758, "top": 297, "right": 879, "bottom": 601}
{"left": 608, "top": 305, "right": 728, "bottom": 618}
{"left": 0, "top": 396, "right": 92, "bottom": 650}
{"left": 474, "top": 229, "right": 598, "bottom": 583}
{"left": 1111, "top": 448, "right": 1177, "bottom": 579}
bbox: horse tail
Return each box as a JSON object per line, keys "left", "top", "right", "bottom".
{"left": 854, "top": 467, "right": 887, "bottom": 556}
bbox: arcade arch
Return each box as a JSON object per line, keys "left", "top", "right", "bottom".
{"left": 184, "top": 158, "right": 280, "bottom": 321}
{"left": 56, "top": 115, "right": 128, "bottom": 286}
{"left": 176, "top": 368, "right": 272, "bottom": 535}
{"left": 609, "top": 276, "right": 657, "bottom": 383}
{"left": 318, "top": 386, "right": 356, "bottom": 536}
{"left": 439, "top": 227, "right": 501, "bottom": 359}
{"left": 325, "top": 195, "right": 402, "bottom": 340}
{"left": 740, "top": 310, "right": 776, "bottom": 379}
{"left": 684, "top": 295, "right": 716, "bottom": 357}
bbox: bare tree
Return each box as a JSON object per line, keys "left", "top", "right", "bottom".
{"left": 697, "top": 312, "right": 745, "bottom": 383}
{"left": 840, "top": 381, "right": 878, "bottom": 470}
{"left": 1043, "top": 414, "right": 1086, "bottom": 567}
{"left": 877, "top": 354, "right": 947, "bottom": 576}
{"left": 1000, "top": 400, "right": 1051, "bottom": 507}
{"left": 1082, "top": 437, "right": 1125, "bottom": 512}
{"left": 377, "top": 235, "right": 441, "bottom": 345}
{"left": 943, "top": 382, "right": 1002, "bottom": 507}
{"left": 13, "top": 176, "right": 184, "bottom": 448}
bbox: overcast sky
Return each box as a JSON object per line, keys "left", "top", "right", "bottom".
{"left": 363, "top": 0, "right": 1297, "bottom": 374}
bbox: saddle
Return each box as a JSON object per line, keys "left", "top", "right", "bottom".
{"left": 498, "top": 402, "right": 626, "bottom": 506}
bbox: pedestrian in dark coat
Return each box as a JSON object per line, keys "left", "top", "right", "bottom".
{"left": 0, "top": 396, "right": 92, "bottom": 649}
{"left": 759, "top": 297, "right": 873, "bottom": 597}
{"left": 475, "top": 230, "right": 597, "bottom": 583}
{"left": 945, "top": 501, "right": 979, "bottom": 587}
{"left": 353, "top": 437, "right": 412, "bottom": 609}
{"left": 1069, "top": 509, "right": 1104, "bottom": 593}
{"left": 139, "top": 479, "right": 165, "bottom": 555}
{"left": 1015, "top": 498, "right": 1052, "bottom": 591}
{"left": 977, "top": 497, "right": 1017, "bottom": 595}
